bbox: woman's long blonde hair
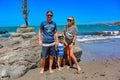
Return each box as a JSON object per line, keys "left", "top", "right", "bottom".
{"left": 70, "top": 16, "right": 76, "bottom": 27}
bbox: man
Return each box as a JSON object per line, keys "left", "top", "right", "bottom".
{"left": 38, "top": 10, "right": 59, "bottom": 74}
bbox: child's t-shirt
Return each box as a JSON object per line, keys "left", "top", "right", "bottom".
{"left": 57, "top": 43, "right": 64, "bottom": 57}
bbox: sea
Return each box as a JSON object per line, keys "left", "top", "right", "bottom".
{"left": 0, "top": 25, "right": 120, "bottom": 61}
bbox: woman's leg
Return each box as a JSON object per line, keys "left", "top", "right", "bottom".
{"left": 69, "top": 45, "right": 81, "bottom": 71}
{"left": 65, "top": 46, "right": 72, "bottom": 68}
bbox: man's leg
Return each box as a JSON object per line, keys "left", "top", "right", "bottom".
{"left": 49, "top": 56, "right": 54, "bottom": 73}
{"left": 40, "top": 58, "right": 45, "bottom": 74}
{"left": 40, "top": 46, "right": 48, "bottom": 74}
{"left": 49, "top": 45, "right": 56, "bottom": 73}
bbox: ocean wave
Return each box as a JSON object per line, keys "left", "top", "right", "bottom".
{"left": 79, "top": 30, "right": 120, "bottom": 36}
{"left": 77, "top": 35, "right": 120, "bottom": 42}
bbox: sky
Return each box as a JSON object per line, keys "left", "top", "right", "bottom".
{"left": 0, "top": 0, "right": 120, "bottom": 26}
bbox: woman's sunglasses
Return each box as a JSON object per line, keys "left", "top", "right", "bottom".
{"left": 67, "top": 19, "right": 73, "bottom": 22}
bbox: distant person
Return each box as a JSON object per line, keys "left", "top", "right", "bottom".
{"left": 38, "top": 10, "right": 59, "bottom": 74}
{"left": 57, "top": 34, "right": 64, "bottom": 71}
{"left": 64, "top": 16, "right": 81, "bottom": 71}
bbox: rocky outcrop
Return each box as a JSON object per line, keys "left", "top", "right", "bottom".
{"left": 0, "top": 28, "right": 82, "bottom": 80}
{"left": 0, "top": 27, "right": 40, "bottom": 80}
{"left": 11, "top": 27, "right": 36, "bottom": 39}
{"left": 0, "top": 44, "right": 3, "bottom": 49}
{"left": 114, "top": 21, "right": 120, "bottom": 26}
{"left": 17, "top": 27, "right": 34, "bottom": 33}
{"left": 0, "top": 31, "right": 8, "bottom": 34}
{"left": 74, "top": 41, "right": 82, "bottom": 62}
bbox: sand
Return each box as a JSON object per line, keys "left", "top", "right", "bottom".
{"left": 15, "top": 58, "right": 120, "bottom": 80}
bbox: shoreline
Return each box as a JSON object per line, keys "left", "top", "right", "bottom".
{"left": 15, "top": 58, "right": 120, "bottom": 80}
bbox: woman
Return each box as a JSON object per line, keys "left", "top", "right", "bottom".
{"left": 64, "top": 16, "right": 81, "bottom": 71}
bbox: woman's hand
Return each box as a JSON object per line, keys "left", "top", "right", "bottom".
{"left": 69, "top": 42, "right": 73, "bottom": 47}
{"left": 64, "top": 41, "right": 68, "bottom": 46}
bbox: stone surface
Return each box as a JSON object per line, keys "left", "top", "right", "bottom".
{"left": 0, "top": 31, "right": 8, "bottom": 34}
{"left": 0, "top": 44, "right": 3, "bottom": 49}
{"left": 0, "top": 29, "right": 82, "bottom": 79}
{"left": 17, "top": 28, "right": 34, "bottom": 33}
{"left": 20, "top": 24, "right": 27, "bottom": 28}
{"left": 11, "top": 32, "right": 36, "bottom": 39}
{"left": 0, "top": 36, "right": 41, "bottom": 80}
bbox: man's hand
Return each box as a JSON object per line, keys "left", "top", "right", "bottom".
{"left": 39, "top": 40, "right": 42, "bottom": 46}
{"left": 55, "top": 41, "right": 59, "bottom": 50}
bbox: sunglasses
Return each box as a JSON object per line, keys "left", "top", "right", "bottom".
{"left": 47, "top": 15, "right": 53, "bottom": 17}
{"left": 67, "top": 19, "right": 73, "bottom": 22}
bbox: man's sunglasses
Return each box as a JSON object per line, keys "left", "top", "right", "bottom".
{"left": 47, "top": 15, "right": 53, "bottom": 17}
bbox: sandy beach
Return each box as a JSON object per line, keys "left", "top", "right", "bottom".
{"left": 15, "top": 58, "right": 120, "bottom": 80}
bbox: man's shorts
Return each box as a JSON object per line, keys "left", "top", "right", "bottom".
{"left": 41, "top": 45, "right": 56, "bottom": 58}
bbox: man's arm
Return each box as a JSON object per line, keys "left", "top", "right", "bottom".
{"left": 38, "top": 29, "right": 42, "bottom": 46}
{"left": 54, "top": 30, "right": 59, "bottom": 43}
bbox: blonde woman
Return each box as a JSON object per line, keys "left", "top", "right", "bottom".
{"left": 64, "top": 16, "right": 81, "bottom": 71}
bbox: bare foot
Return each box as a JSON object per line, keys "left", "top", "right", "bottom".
{"left": 58, "top": 67, "right": 61, "bottom": 71}
{"left": 77, "top": 66, "right": 81, "bottom": 71}
{"left": 67, "top": 66, "right": 72, "bottom": 69}
{"left": 40, "top": 69, "right": 44, "bottom": 74}
{"left": 49, "top": 69, "right": 54, "bottom": 73}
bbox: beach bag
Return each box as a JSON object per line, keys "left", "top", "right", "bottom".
{"left": 65, "top": 26, "right": 74, "bottom": 40}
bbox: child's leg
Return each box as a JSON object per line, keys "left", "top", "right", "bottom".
{"left": 60, "top": 57, "right": 63, "bottom": 67}
{"left": 57, "top": 57, "right": 61, "bottom": 70}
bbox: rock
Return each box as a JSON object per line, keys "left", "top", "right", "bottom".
{"left": 0, "top": 65, "right": 27, "bottom": 80}
{"left": 10, "top": 65, "right": 27, "bottom": 79}
{"left": 22, "top": 32, "right": 36, "bottom": 39}
{"left": 0, "top": 32, "right": 82, "bottom": 79}
{"left": 74, "top": 46, "right": 82, "bottom": 62}
{"left": 0, "top": 44, "right": 3, "bottom": 49}
{"left": 10, "top": 33, "right": 22, "bottom": 37}
{"left": 11, "top": 32, "right": 36, "bottom": 39}
{"left": 17, "top": 28, "right": 34, "bottom": 33}
{"left": 20, "top": 24, "right": 27, "bottom": 28}
{"left": 0, "top": 31, "right": 8, "bottom": 34}
{"left": 114, "top": 21, "right": 120, "bottom": 26}
{"left": 0, "top": 65, "right": 10, "bottom": 80}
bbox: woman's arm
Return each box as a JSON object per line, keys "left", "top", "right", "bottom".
{"left": 72, "top": 34, "right": 76, "bottom": 43}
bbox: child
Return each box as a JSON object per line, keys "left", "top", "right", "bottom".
{"left": 57, "top": 34, "right": 64, "bottom": 71}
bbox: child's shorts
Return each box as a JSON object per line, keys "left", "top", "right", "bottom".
{"left": 57, "top": 51, "right": 64, "bottom": 57}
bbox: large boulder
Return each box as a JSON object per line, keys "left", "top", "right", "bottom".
{"left": 0, "top": 30, "right": 82, "bottom": 79}
{"left": 0, "top": 35, "right": 41, "bottom": 80}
